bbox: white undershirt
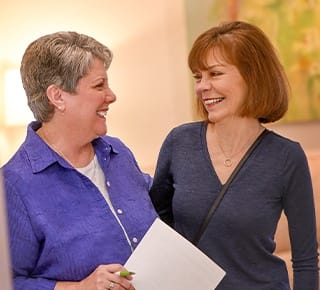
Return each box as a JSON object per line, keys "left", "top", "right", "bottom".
{"left": 76, "top": 155, "right": 133, "bottom": 250}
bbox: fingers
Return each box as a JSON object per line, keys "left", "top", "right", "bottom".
{"left": 105, "top": 281, "right": 115, "bottom": 290}
{"left": 104, "top": 279, "right": 135, "bottom": 290}
{"left": 98, "top": 264, "right": 134, "bottom": 290}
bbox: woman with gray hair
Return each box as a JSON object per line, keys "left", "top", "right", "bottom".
{"left": 2, "top": 31, "right": 157, "bottom": 290}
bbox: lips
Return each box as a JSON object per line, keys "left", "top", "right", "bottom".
{"left": 203, "top": 97, "right": 225, "bottom": 105}
{"left": 96, "top": 110, "right": 108, "bottom": 118}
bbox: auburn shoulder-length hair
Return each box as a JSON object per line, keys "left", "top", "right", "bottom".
{"left": 188, "top": 21, "right": 289, "bottom": 123}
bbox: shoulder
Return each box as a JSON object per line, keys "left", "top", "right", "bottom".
{"left": 158, "top": 121, "right": 206, "bottom": 154}
{"left": 96, "top": 135, "right": 131, "bottom": 153}
{"left": 166, "top": 121, "right": 205, "bottom": 140}
{"left": 95, "top": 135, "right": 139, "bottom": 159}
{"left": 264, "top": 130, "right": 308, "bottom": 166}
{"left": 266, "top": 130, "right": 305, "bottom": 154}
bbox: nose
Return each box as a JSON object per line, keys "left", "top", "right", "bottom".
{"left": 196, "top": 76, "right": 211, "bottom": 90}
{"left": 105, "top": 87, "right": 116, "bottom": 103}
{"left": 195, "top": 77, "right": 211, "bottom": 97}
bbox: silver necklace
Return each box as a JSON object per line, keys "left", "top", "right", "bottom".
{"left": 218, "top": 145, "right": 246, "bottom": 167}
{"left": 217, "top": 128, "right": 263, "bottom": 167}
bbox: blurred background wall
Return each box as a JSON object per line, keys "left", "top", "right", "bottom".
{"left": 0, "top": 0, "right": 319, "bottom": 174}
{"left": 0, "top": 0, "right": 193, "bottom": 174}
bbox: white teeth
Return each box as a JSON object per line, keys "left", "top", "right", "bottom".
{"left": 97, "top": 111, "right": 107, "bottom": 117}
{"left": 204, "top": 98, "right": 224, "bottom": 105}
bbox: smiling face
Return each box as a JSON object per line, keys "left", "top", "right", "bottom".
{"left": 193, "top": 49, "right": 248, "bottom": 124}
{"left": 60, "top": 58, "right": 116, "bottom": 140}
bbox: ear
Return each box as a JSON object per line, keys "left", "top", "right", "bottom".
{"left": 46, "top": 84, "right": 65, "bottom": 112}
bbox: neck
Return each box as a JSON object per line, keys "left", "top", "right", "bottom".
{"left": 207, "top": 120, "right": 264, "bottom": 167}
{"left": 37, "top": 125, "right": 95, "bottom": 168}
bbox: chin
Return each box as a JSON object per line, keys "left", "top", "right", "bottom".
{"left": 207, "top": 115, "right": 220, "bottom": 123}
{"left": 95, "top": 126, "right": 107, "bottom": 137}
{"left": 98, "top": 130, "right": 107, "bottom": 136}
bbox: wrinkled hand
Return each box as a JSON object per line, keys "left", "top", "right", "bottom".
{"left": 55, "top": 264, "right": 135, "bottom": 290}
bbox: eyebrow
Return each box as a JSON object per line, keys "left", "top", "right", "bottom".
{"left": 92, "top": 76, "right": 107, "bottom": 83}
{"left": 192, "top": 63, "right": 225, "bottom": 73}
{"left": 206, "top": 63, "right": 225, "bottom": 69}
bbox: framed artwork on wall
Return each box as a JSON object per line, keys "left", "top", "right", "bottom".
{"left": 185, "top": 0, "right": 320, "bottom": 122}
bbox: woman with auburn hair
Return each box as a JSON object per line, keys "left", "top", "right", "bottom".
{"left": 150, "top": 21, "right": 319, "bottom": 289}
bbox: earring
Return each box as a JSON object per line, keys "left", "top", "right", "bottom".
{"left": 57, "top": 105, "right": 65, "bottom": 112}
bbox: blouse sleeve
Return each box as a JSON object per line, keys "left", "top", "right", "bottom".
{"left": 5, "top": 177, "right": 56, "bottom": 290}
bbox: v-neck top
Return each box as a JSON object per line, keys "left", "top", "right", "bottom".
{"left": 150, "top": 121, "right": 319, "bottom": 290}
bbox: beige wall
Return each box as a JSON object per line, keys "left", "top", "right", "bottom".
{"left": 0, "top": 0, "right": 193, "bottom": 174}
{"left": 0, "top": 0, "right": 319, "bottom": 174}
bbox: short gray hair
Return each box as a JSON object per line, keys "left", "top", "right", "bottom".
{"left": 20, "top": 31, "right": 113, "bottom": 122}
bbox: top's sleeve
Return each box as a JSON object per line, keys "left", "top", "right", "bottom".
{"left": 5, "top": 177, "right": 56, "bottom": 290}
{"left": 282, "top": 143, "right": 319, "bottom": 290}
{"left": 149, "top": 131, "right": 175, "bottom": 226}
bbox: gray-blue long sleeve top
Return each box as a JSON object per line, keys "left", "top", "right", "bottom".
{"left": 150, "top": 121, "right": 319, "bottom": 290}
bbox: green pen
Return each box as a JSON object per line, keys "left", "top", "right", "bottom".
{"left": 115, "top": 270, "right": 135, "bottom": 277}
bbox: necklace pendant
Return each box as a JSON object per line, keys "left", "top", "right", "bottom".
{"left": 224, "top": 158, "right": 232, "bottom": 167}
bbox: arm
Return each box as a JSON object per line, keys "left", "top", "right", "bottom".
{"left": 5, "top": 181, "right": 56, "bottom": 290}
{"left": 6, "top": 183, "right": 134, "bottom": 290}
{"left": 282, "top": 145, "right": 319, "bottom": 290}
{"left": 149, "top": 133, "right": 175, "bottom": 226}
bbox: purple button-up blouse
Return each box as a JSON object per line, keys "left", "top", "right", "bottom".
{"left": 3, "top": 121, "right": 157, "bottom": 290}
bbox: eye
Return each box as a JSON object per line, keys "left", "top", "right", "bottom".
{"left": 192, "top": 73, "right": 202, "bottom": 82}
{"left": 95, "top": 82, "right": 105, "bottom": 90}
{"left": 209, "top": 70, "right": 223, "bottom": 77}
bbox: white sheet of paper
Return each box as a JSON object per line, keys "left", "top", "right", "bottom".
{"left": 125, "top": 218, "right": 225, "bottom": 290}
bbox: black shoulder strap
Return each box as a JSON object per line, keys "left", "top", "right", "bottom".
{"left": 192, "top": 129, "right": 268, "bottom": 245}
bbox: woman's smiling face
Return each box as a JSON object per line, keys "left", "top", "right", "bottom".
{"left": 61, "top": 57, "right": 116, "bottom": 140}
{"left": 193, "top": 48, "right": 248, "bottom": 123}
